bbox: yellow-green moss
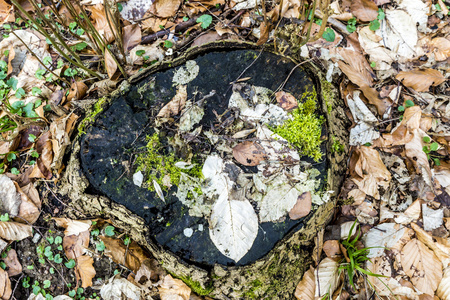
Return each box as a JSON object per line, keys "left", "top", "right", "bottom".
{"left": 271, "top": 90, "right": 324, "bottom": 162}
{"left": 78, "top": 97, "right": 108, "bottom": 136}
{"left": 331, "top": 136, "right": 344, "bottom": 154}
{"left": 135, "top": 133, "right": 203, "bottom": 192}
{"left": 171, "top": 274, "right": 213, "bottom": 296}
{"left": 321, "top": 79, "right": 334, "bottom": 113}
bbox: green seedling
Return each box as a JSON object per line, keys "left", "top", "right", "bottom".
{"left": 422, "top": 136, "right": 441, "bottom": 166}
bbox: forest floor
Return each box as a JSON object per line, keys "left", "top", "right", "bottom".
{"left": 0, "top": 0, "right": 448, "bottom": 299}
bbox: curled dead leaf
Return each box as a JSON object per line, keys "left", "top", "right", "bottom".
{"left": 294, "top": 266, "right": 315, "bottom": 300}
{"left": 100, "top": 236, "right": 147, "bottom": 273}
{"left": 13, "top": 182, "right": 40, "bottom": 224}
{"left": 159, "top": 274, "right": 191, "bottom": 300}
{"left": 157, "top": 85, "right": 187, "bottom": 118}
{"left": 53, "top": 218, "right": 92, "bottom": 236}
{"left": 232, "top": 141, "right": 267, "bottom": 166}
{"left": 105, "top": 49, "right": 118, "bottom": 79}
{"left": 67, "top": 81, "right": 88, "bottom": 102}
{"left": 275, "top": 91, "right": 298, "bottom": 111}
{"left": 323, "top": 240, "right": 341, "bottom": 258}
{"left": 396, "top": 69, "right": 446, "bottom": 92}
{"left": 122, "top": 24, "right": 141, "bottom": 53}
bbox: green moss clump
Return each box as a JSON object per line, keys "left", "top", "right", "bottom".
{"left": 169, "top": 274, "right": 213, "bottom": 296}
{"left": 78, "top": 97, "right": 107, "bottom": 136}
{"left": 271, "top": 91, "right": 324, "bottom": 162}
{"left": 135, "top": 133, "right": 203, "bottom": 192}
{"left": 321, "top": 79, "right": 334, "bottom": 113}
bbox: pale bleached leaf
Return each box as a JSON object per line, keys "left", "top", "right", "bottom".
{"left": 411, "top": 222, "right": 450, "bottom": 265}
{"left": 397, "top": 0, "right": 430, "bottom": 33}
{"left": 159, "top": 274, "right": 191, "bottom": 300}
{"left": 153, "top": 180, "right": 165, "bottom": 203}
{"left": 0, "top": 175, "right": 21, "bottom": 217}
{"left": 364, "top": 223, "right": 406, "bottom": 258}
{"left": 209, "top": 196, "right": 258, "bottom": 263}
{"left": 294, "top": 266, "right": 315, "bottom": 300}
{"left": 0, "top": 221, "right": 32, "bottom": 241}
{"left": 100, "top": 274, "right": 141, "bottom": 300}
{"left": 53, "top": 218, "right": 91, "bottom": 236}
{"left": 400, "top": 238, "right": 442, "bottom": 295}
{"left": 315, "top": 257, "right": 340, "bottom": 297}
{"left": 133, "top": 171, "right": 144, "bottom": 187}
{"left": 259, "top": 180, "right": 301, "bottom": 222}
{"left": 422, "top": 204, "right": 443, "bottom": 231}
{"left": 347, "top": 91, "right": 380, "bottom": 145}
{"left": 437, "top": 266, "right": 450, "bottom": 300}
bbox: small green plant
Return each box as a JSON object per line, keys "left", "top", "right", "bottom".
{"left": 346, "top": 17, "right": 357, "bottom": 33}
{"left": 369, "top": 9, "right": 385, "bottom": 31}
{"left": 104, "top": 225, "right": 115, "bottom": 236}
{"left": 0, "top": 213, "right": 9, "bottom": 222}
{"left": 322, "top": 27, "right": 335, "bottom": 42}
{"left": 196, "top": 14, "right": 213, "bottom": 29}
{"left": 422, "top": 136, "right": 441, "bottom": 166}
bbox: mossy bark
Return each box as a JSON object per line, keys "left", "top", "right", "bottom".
{"left": 57, "top": 40, "right": 350, "bottom": 299}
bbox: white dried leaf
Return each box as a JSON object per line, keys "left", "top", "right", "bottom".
{"left": 259, "top": 183, "right": 300, "bottom": 222}
{"left": 232, "top": 129, "right": 256, "bottom": 139}
{"left": 132, "top": 171, "right": 143, "bottom": 187}
{"left": 397, "top": 0, "right": 430, "bottom": 33}
{"left": 209, "top": 196, "right": 258, "bottom": 262}
{"left": 315, "top": 257, "right": 340, "bottom": 297}
{"left": 172, "top": 60, "right": 199, "bottom": 86}
{"left": 347, "top": 91, "right": 380, "bottom": 145}
{"left": 100, "top": 274, "right": 141, "bottom": 300}
{"left": 233, "top": 0, "right": 261, "bottom": 11}
{"left": 178, "top": 101, "right": 204, "bottom": 132}
{"left": 0, "top": 175, "right": 21, "bottom": 217}
{"left": 340, "top": 221, "right": 357, "bottom": 240}
{"left": 0, "top": 221, "right": 32, "bottom": 241}
{"left": 363, "top": 223, "right": 406, "bottom": 258}
{"left": 437, "top": 266, "right": 450, "bottom": 300}
{"left": 378, "top": 9, "right": 418, "bottom": 60}
{"left": 422, "top": 204, "right": 443, "bottom": 231}
{"left": 153, "top": 180, "right": 165, "bottom": 203}
{"left": 174, "top": 162, "right": 195, "bottom": 170}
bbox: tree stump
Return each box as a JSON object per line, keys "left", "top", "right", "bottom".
{"left": 58, "top": 41, "right": 350, "bottom": 299}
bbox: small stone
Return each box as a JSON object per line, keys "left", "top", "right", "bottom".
{"left": 32, "top": 233, "right": 41, "bottom": 244}
{"left": 183, "top": 228, "right": 193, "bottom": 237}
{"left": 198, "top": 224, "right": 203, "bottom": 231}
{"left": 133, "top": 171, "right": 144, "bottom": 187}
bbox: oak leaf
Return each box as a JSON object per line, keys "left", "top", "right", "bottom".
{"left": 396, "top": 69, "right": 446, "bottom": 92}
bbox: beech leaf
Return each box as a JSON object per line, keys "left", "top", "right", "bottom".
{"left": 232, "top": 141, "right": 267, "bottom": 166}
{"left": 0, "top": 221, "right": 32, "bottom": 241}
{"left": 315, "top": 257, "right": 340, "bottom": 297}
{"left": 350, "top": 0, "right": 378, "bottom": 22}
{"left": 159, "top": 274, "right": 191, "bottom": 300}
{"left": 76, "top": 255, "right": 96, "bottom": 288}
{"left": 294, "top": 266, "right": 315, "bottom": 300}
{"left": 396, "top": 69, "right": 446, "bottom": 92}
{"left": 209, "top": 197, "right": 258, "bottom": 262}
{"left": 105, "top": 49, "right": 118, "bottom": 79}
{"left": 363, "top": 223, "right": 405, "bottom": 258}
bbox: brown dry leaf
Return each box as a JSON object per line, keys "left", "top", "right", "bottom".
{"left": 276, "top": 91, "right": 298, "bottom": 111}
{"left": 437, "top": 266, "right": 450, "bottom": 300}
{"left": 135, "top": 258, "right": 165, "bottom": 287}
{"left": 294, "top": 266, "right": 315, "bottom": 300}
{"left": 87, "top": 79, "right": 118, "bottom": 97}
{"left": 105, "top": 49, "right": 118, "bottom": 79}
{"left": 76, "top": 255, "right": 96, "bottom": 288}
{"left": 122, "top": 24, "right": 141, "bottom": 53}
{"left": 89, "top": 4, "right": 114, "bottom": 43}
{"left": 157, "top": 85, "right": 187, "bottom": 118}
{"left": 53, "top": 218, "right": 92, "bottom": 236}
{"left": 366, "top": 256, "right": 393, "bottom": 296}
{"left": 141, "top": 16, "right": 168, "bottom": 34}
{"left": 149, "top": 0, "right": 182, "bottom": 18}
{"left": 50, "top": 113, "right": 79, "bottom": 170}
{"left": 232, "top": 141, "right": 267, "bottom": 166}
{"left": 0, "top": 221, "right": 32, "bottom": 241}
{"left": 350, "top": 0, "right": 378, "bottom": 22}
{"left": 3, "top": 249, "right": 21, "bottom": 277}
{"left": 159, "top": 274, "right": 191, "bottom": 300}
{"left": 411, "top": 222, "right": 450, "bottom": 263}
{"left": 67, "top": 81, "right": 88, "bottom": 102}
{"left": 401, "top": 238, "right": 442, "bottom": 295}
{"left": 0, "top": 267, "right": 11, "bottom": 300}
{"left": 100, "top": 236, "right": 147, "bottom": 273}
{"left": 13, "top": 182, "right": 40, "bottom": 224}
{"left": 430, "top": 37, "right": 450, "bottom": 61}
{"left": 30, "top": 131, "right": 53, "bottom": 179}
{"left": 337, "top": 48, "right": 390, "bottom": 114}
{"left": 63, "top": 231, "right": 90, "bottom": 260}
{"left": 289, "top": 192, "right": 312, "bottom": 220}
{"left": 350, "top": 146, "right": 391, "bottom": 199}
{"left": 323, "top": 240, "right": 341, "bottom": 258}
{"left": 256, "top": 21, "right": 271, "bottom": 46}
{"left": 0, "top": 0, "right": 14, "bottom": 25}
{"left": 396, "top": 69, "right": 446, "bottom": 92}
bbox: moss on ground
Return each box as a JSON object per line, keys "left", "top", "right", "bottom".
{"left": 135, "top": 133, "right": 203, "bottom": 192}
{"left": 271, "top": 89, "right": 324, "bottom": 162}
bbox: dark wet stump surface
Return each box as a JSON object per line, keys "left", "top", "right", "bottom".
{"left": 80, "top": 50, "right": 327, "bottom": 266}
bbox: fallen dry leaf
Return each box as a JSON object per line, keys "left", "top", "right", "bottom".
{"left": 100, "top": 274, "right": 142, "bottom": 299}
{"left": 0, "top": 221, "right": 32, "bottom": 241}
{"left": 135, "top": 258, "right": 165, "bottom": 287}
{"left": 437, "top": 266, "right": 450, "bottom": 300}
{"left": 76, "top": 255, "right": 96, "bottom": 288}
{"left": 50, "top": 113, "right": 79, "bottom": 170}
{"left": 294, "top": 266, "right": 315, "bottom": 300}
{"left": 149, "top": 0, "right": 182, "bottom": 18}
{"left": 3, "top": 249, "right": 21, "bottom": 277}
{"left": 0, "top": 267, "right": 11, "bottom": 300}
{"left": 323, "top": 240, "right": 341, "bottom": 258}
{"left": 105, "top": 49, "right": 118, "bottom": 79}
{"left": 157, "top": 85, "right": 187, "bottom": 118}
{"left": 0, "top": 175, "right": 21, "bottom": 217}
{"left": 366, "top": 256, "right": 394, "bottom": 296}
{"left": 30, "top": 131, "right": 53, "bottom": 180}
{"left": 401, "top": 238, "right": 442, "bottom": 295}
{"left": 89, "top": 4, "right": 114, "bottom": 43}
{"left": 276, "top": 91, "right": 298, "bottom": 111}
{"left": 0, "top": 0, "right": 13, "bottom": 25}
{"left": 159, "top": 274, "right": 191, "bottom": 300}
{"left": 100, "top": 236, "right": 147, "bottom": 273}
{"left": 350, "top": 0, "right": 378, "bottom": 22}
{"left": 67, "top": 81, "right": 88, "bottom": 102}
{"left": 122, "top": 24, "right": 141, "bottom": 53}
{"left": 315, "top": 257, "right": 340, "bottom": 297}
{"left": 411, "top": 222, "right": 450, "bottom": 263}
{"left": 350, "top": 146, "right": 391, "bottom": 199}
{"left": 289, "top": 192, "right": 312, "bottom": 220}
{"left": 232, "top": 141, "right": 267, "bottom": 166}
{"left": 13, "top": 182, "right": 40, "bottom": 224}
{"left": 53, "top": 218, "right": 92, "bottom": 236}
{"left": 63, "top": 231, "right": 89, "bottom": 259}
{"left": 430, "top": 37, "right": 450, "bottom": 61}
{"left": 396, "top": 69, "right": 446, "bottom": 92}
